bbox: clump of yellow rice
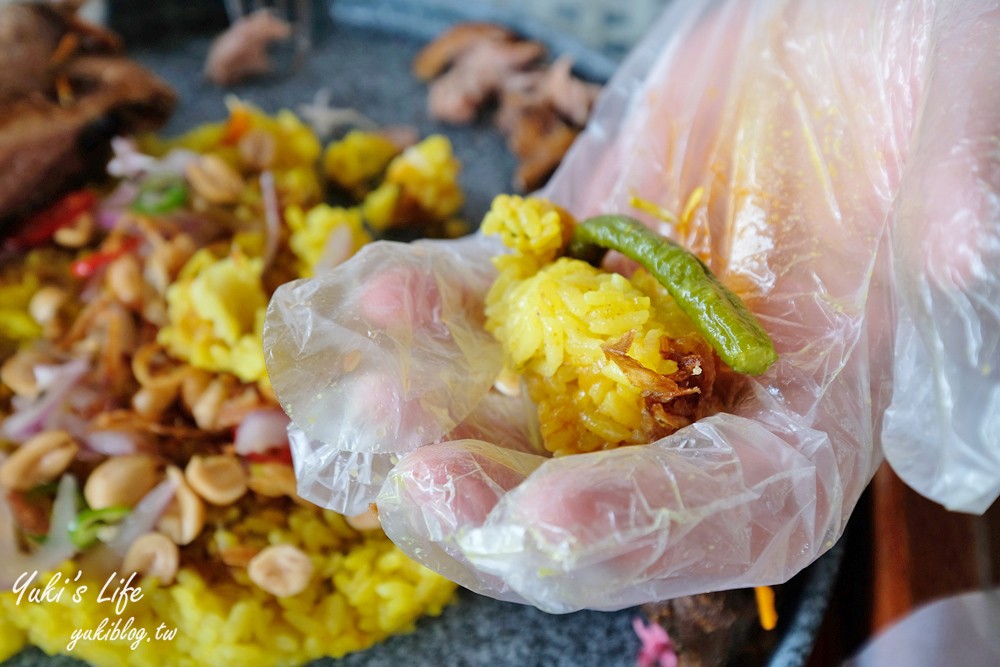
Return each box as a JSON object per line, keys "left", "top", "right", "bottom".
{"left": 0, "top": 503, "right": 455, "bottom": 666}
{"left": 323, "top": 131, "right": 401, "bottom": 197}
{"left": 362, "top": 135, "right": 464, "bottom": 230}
{"left": 483, "top": 195, "right": 698, "bottom": 456}
{"left": 285, "top": 204, "right": 372, "bottom": 278}
{"left": 158, "top": 248, "right": 269, "bottom": 385}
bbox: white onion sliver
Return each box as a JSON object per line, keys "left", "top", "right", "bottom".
{"left": 0, "top": 480, "right": 19, "bottom": 575}
{"left": 316, "top": 223, "right": 354, "bottom": 273}
{"left": 107, "top": 137, "right": 157, "bottom": 179}
{"left": 260, "top": 170, "right": 280, "bottom": 269}
{"left": 0, "top": 475, "right": 81, "bottom": 587}
{"left": 107, "top": 137, "right": 198, "bottom": 180}
{"left": 106, "top": 478, "right": 177, "bottom": 558}
{"left": 234, "top": 408, "right": 291, "bottom": 456}
{"left": 39, "top": 475, "right": 79, "bottom": 563}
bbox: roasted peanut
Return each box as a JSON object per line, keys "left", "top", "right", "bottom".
{"left": 132, "top": 342, "right": 187, "bottom": 390}
{"left": 132, "top": 384, "right": 177, "bottom": 421}
{"left": 345, "top": 507, "right": 381, "bottom": 532}
{"left": 342, "top": 350, "right": 362, "bottom": 374}
{"left": 238, "top": 129, "right": 277, "bottom": 171}
{"left": 106, "top": 254, "right": 143, "bottom": 306}
{"left": 122, "top": 532, "right": 179, "bottom": 585}
{"left": 247, "top": 544, "right": 314, "bottom": 597}
{"left": 83, "top": 454, "right": 159, "bottom": 510}
{"left": 158, "top": 466, "right": 206, "bottom": 545}
{"left": 170, "top": 233, "right": 197, "bottom": 265}
{"left": 185, "top": 155, "right": 243, "bottom": 204}
{"left": 146, "top": 234, "right": 196, "bottom": 295}
{"left": 0, "top": 431, "right": 78, "bottom": 492}
{"left": 0, "top": 349, "right": 49, "bottom": 398}
{"left": 219, "top": 544, "right": 260, "bottom": 568}
{"left": 246, "top": 462, "right": 297, "bottom": 498}
{"left": 53, "top": 213, "right": 94, "bottom": 248}
{"left": 145, "top": 247, "right": 172, "bottom": 295}
{"left": 142, "top": 299, "right": 168, "bottom": 327}
{"left": 215, "top": 387, "right": 265, "bottom": 429}
{"left": 493, "top": 366, "right": 522, "bottom": 397}
{"left": 180, "top": 367, "right": 213, "bottom": 412}
{"left": 191, "top": 377, "right": 228, "bottom": 431}
{"left": 145, "top": 232, "right": 196, "bottom": 295}
{"left": 28, "top": 286, "right": 68, "bottom": 326}
{"left": 185, "top": 455, "right": 247, "bottom": 505}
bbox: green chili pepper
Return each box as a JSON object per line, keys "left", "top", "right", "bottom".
{"left": 568, "top": 214, "right": 777, "bottom": 375}
{"left": 68, "top": 506, "right": 131, "bottom": 549}
{"left": 131, "top": 177, "right": 188, "bottom": 215}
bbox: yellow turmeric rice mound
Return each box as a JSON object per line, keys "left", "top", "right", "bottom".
{"left": 0, "top": 104, "right": 460, "bottom": 667}
{"left": 483, "top": 195, "right": 720, "bottom": 456}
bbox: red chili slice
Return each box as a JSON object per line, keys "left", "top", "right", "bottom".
{"left": 3, "top": 190, "right": 98, "bottom": 251}
{"left": 70, "top": 236, "right": 140, "bottom": 279}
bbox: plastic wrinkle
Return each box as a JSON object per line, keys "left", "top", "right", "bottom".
{"left": 288, "top": 425, "right": 398, "bottom": 515}
{"left": 264, "top": 0, "right": 1000, "bottom": 611}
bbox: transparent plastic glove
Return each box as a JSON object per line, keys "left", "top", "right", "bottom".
{"left": 880, "top": 2, "right": 1000, "bottom": 513}
{"left": 264, "top": 0, "right": 1000, "bottom": 611}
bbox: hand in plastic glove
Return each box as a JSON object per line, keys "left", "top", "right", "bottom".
{"left": 264, "top": 0, "right": 1000, "bottom": 612}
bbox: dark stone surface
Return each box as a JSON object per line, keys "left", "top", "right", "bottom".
{"left": 126, "top": 19, "right": 521, "bottom": 228}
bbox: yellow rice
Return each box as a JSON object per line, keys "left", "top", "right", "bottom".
{"left": 0, "top": 504, "right": 455, "bottom": 666}
{"left": 483, "top": 195, "right": 700, "bottom": 456}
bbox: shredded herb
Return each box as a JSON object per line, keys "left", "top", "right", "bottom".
{"left": 68, "top": 505, "right": 130, "bottom": 549}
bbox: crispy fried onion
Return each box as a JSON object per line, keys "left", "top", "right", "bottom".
{"left": 602, "top": 330, "right": 719, "bottom": 442}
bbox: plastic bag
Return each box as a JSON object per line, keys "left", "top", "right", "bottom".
{"left": 879, "top": 0, "right": 1000, "bottom": 513}
{"left": 264, "top": 0, "right": 1000, "bottom": 611}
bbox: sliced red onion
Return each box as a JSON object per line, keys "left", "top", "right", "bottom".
{"left": 1, "top": 359, "right": 89, "bottom": 442}
{"left": 234, "top": 408, "right": 291, "bottom": 456}
{"left": 0, "top": 475, "right": 79, "bottom": 588}
{"left": 42, "top": 475, "right": 78, "bottom": 562}
{"left": 260, "top": 170, "right": 280, "bottom": 270}
{"left": 96, "top": 181, "right": 140, "bottom": 230}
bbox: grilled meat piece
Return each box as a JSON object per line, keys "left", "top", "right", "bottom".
{"left": 643, "top": 590, "right": 779, "bottom": 667}
{"left": 0, "top": 2, "right": 175, "bottom": 230}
